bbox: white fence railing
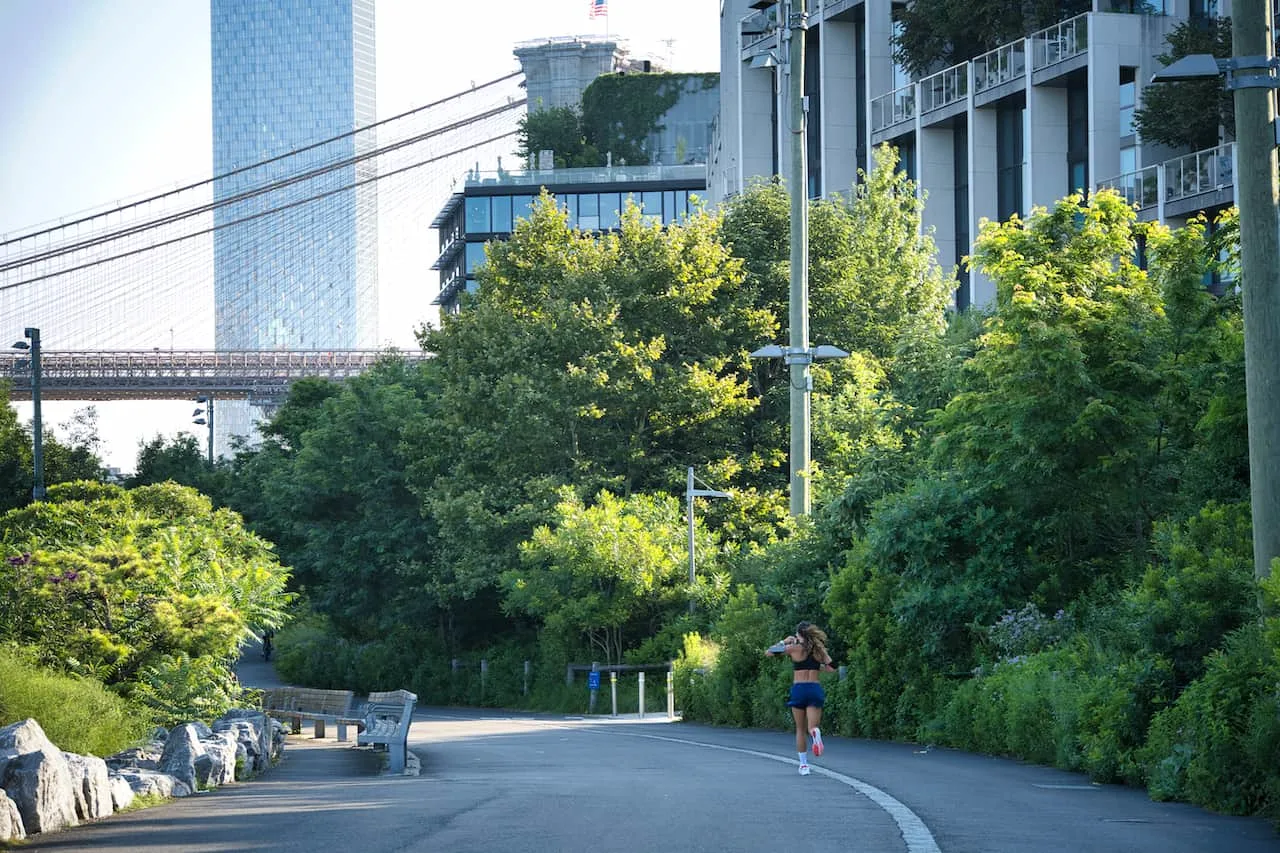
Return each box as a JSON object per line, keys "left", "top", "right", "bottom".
{"left": 919, "top": 62, "right": 969, "bottom": 113}
{"left": 871, "top": 83, "right": 916, "bottom": 132}
{"left": 972, "top": 40, "right": 1027, "bottom": 94}
{"left": 1165, "top": 144, "right": 1235, "bottom": 203}
{"left": 1031, "top": 13, "right": 1089, "bottom": 70}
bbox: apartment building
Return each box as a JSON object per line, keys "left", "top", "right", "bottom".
{"left": 711, "top": 0, "right": 1235, "bottom": 308}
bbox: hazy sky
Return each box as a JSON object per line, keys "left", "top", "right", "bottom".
{"left": 0, "top": 0, "right": 720, "bottom": 472}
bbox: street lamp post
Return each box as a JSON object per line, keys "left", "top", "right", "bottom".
{"left": 687, "top": 467, "right": 731, "bottom": 612}
{"left": 11, "top": 327, "right": 45, "bottom": 501}
{"left": 1149, "top": 0, "right": 1280, "bottom": 587}
{"left": 193, "top": 395, "right": 214, "bottom": 465}
{"left": 751, "top": 343, "right": 849, "bottom": 514}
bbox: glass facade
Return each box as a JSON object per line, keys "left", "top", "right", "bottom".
{"left": 211, "top": 0, "right": 377, "bottom": 353}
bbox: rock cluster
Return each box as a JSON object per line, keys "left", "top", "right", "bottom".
{"left": 0, "top": 710, "right": 284, "bottom": 842}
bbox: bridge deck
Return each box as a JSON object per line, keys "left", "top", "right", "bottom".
{"left": 0, "top": 349, "right": 428, "bottom": 402}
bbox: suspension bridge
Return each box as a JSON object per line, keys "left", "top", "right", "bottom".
{"left": 0, "top": 72, "right": 525, "bottom": 407}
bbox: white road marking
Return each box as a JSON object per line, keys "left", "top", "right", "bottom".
{"left": 414, "top": 712, "right": 942, "bottom": 852}
{"left": 623, "top": 731, "right": 942, "bottom": 853}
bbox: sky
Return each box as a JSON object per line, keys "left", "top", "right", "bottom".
{"left": 0, "top": 0, "right": 720, "bottom": 473}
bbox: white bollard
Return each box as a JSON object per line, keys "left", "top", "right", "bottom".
{"left": 638, "top": 671, "right": 646, "bottom": 719}
{"left": 667, "top": 669, "right": 674, "bottom": 719}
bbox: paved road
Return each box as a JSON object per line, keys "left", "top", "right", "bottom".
{"left": 18, "top": 703, "right": 1280, "bottom": 853}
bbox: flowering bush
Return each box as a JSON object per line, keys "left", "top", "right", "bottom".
{"left": 986, "top": 602, "right": 1074, "bottom": 662}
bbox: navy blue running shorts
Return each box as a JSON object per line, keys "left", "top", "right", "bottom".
{"left": 787, "top": 681, "right": 825, "bottom": 709}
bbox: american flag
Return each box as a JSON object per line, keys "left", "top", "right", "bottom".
{"left": 588, "top": 0, "right": 607, "bottom": 17}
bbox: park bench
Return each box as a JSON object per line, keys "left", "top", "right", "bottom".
{"left": 356, "top": 689, "right": 417, "bottom": 772}
{"left": 261, "top": 687, "right": 363, "bottom": 741}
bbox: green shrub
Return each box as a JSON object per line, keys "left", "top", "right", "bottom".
{"left": 0, "top": 645, "right": 149, "bottom": 756}
{"left": 1140, "top": 623, "right": 1280, "bottom": 816}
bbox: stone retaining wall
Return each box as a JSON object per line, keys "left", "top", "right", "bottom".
{"left": 0, "top": 710, "right": 285, "bottom": 842}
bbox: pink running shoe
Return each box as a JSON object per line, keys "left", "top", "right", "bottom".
{"left": 811, "top": 727, "right": 824, "bottom": 757}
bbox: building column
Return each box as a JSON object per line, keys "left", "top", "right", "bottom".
{"left": 920, "top": 125, "right": 958, "bottom": 278}
{"left": 1027, "top": 85, "right": 1069, "bottom": 211}
{"left": 865, "top": 0, "right": 895, "bottom": 173}
{"left": 968, "top": 103, "right": 999, "bottom": 307}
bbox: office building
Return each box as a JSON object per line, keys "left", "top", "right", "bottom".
{"left": 211, "top": 0, "right": 377, "bottom": 449}
{"left": 711, "top": 0, "right": 1236, "bottom": 309}
{"left": 431, "top": 163, "right": 706, "bottom": 314}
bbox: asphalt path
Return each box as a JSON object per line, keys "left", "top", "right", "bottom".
{"left": 16, "top": 703, "right": 1280, "bottom": 853}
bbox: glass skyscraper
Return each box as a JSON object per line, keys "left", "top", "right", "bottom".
{"left": 211, "top": 0, "right": 377, "bottom": 353}
{"left": 210, "top": 0, "right": 376, "bottom": 451}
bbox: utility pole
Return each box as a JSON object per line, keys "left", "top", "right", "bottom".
{"left": 785, "top": 0, "right": 809, "bottom": 516}
{"left": 1232, "top": 0, "right": 1280, "bottom": 586}
{"left": 26, "top": 328, "right": 44, "bottom": 501}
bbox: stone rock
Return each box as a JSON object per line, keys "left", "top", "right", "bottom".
{"left": 158, "top": 724, "right": 203, "bottom": 793}
{"left": 62, "top": 753, "right": 113, "bottom": 821}
{"left": 115, "top": 768, "right": 192, "bottom": 800}
{"left": 0, "top": 719, "right": 78, "bottom": 835}
{"left": 1, "top": 748, "right": 78, "bottom": 835}
{"left": 197, "top": 731, "right": 238, "bottom": 787}
{"left": 107, "top": 774, "right": 134, "bottom": 812}
{"left": 104, "top": 742, "right": 164, "bottom": 771}
{"left": 0, "top": 789, "right": 24, "bottom": 842}
{"left": 213, "top": 711, "right": 278, "bottom": 776}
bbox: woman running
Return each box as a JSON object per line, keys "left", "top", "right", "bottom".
{"left": 765, "top": 621, "right": 837, "bottom": 775}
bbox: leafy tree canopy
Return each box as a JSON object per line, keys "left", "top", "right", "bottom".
{"left": 1134, "top": 18, "right": 1234, "bottom": 151}
{"left": 893, "top": 0, "right": 1089, "bottom": 76}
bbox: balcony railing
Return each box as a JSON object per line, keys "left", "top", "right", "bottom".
{"left": 1165, "top": 144, "right": 1235, "bottom": 202}
{"left": 1030, "top": 13, "right": 1089, "bottom": 70}
{"left": 919, "top": 62, "right": 969, "bottom": 113}
{"left": 1100, "top": 165, "right": 1159, "bottom": 209}
{"left": 972, "top": 40, "right": 1027, "bottom": 94}
{"left": 871, "top": 83, "right": 916, "bottom": 133}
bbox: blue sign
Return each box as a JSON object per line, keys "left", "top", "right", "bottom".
{"left": 587, "top": 671, "right": 601, "bottom": 690}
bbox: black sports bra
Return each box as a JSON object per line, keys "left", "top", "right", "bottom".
{"left": 793, "top": 653, "right": 821, "bottom": 671}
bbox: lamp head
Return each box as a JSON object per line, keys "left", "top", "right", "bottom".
{"left": 193, "top": 418, "right": 207, "bottom": 426}
{"left": 750, "top": 344, "right": 785, "bottom": 358}
{"left": 1151, "top": 53, "right": 1224, "bottom": 83}
{"left": 11, "top": 341, "right": 29, "bottom": 351}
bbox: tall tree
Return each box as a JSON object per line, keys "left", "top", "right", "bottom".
{"left": 893, "top": 0, "right": 1089, "bottom": 76}
{"left": 412, "top": 195, "right": 777, "bottom": 618}
{"left": 1134, "top": 18, "right": 1234, "bottom": 152}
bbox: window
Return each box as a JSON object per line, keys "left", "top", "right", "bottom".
{"left": 562, "top": 194, "right": 578, "bottom": 228}
{"left": 465, "top": 241, "right": 487, "bottom": 274}
{"left": 1119, "top": 70, "right": 1136, "bottom": 137}
{"left": 579, "top": 193, "right": 600, "bottom": 230}
{"left": 1068, "top": 83, "right": 1089, "bottom": 194}
{"left": 642, "top": 191, "right": 663, "bottom": 223}
{"left": 491, "top": 196, "right": 513, "bottom": 232}
{"left": 663, "top": 190, "right": 677, "bottom": 224}
{"left": 600, "top": 192, "right": 622, "bottom": 229}
{"left": 997, "top": 106, "right": 1024, "bottom": 220}
{"left": 465, "top": 197, "right": 490, "bottom": 232}
{"left": 512, "top": 195, "right": 535, "bottom": 224}
{"left": 1120, "top": 145, "right": 1137, "bottom": 175}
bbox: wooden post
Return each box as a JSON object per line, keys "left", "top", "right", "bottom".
{"left": 611, "top": 670, "right": 618, "bottom": 716}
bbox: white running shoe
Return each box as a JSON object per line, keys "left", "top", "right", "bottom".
{"left": 798, "top": 763, "right": 811, "bottom": 776}
{"left": 811, "top": 727, "right": 824, "bottom": 757}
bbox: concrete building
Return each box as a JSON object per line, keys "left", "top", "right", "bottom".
{"left": 515, "top": 35, "right": 666, "bottom": 112}
{"left": 210, "top": 0, "right": 377, "bottom": 450}
{"left": 711, "top": 0, "right": 1235, "bottom": 309}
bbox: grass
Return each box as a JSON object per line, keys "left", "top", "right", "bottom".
{"left": 0, "top": 646, "right": 151, "bottom": 757}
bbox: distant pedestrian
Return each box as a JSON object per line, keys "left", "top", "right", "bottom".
{"left": 262, "top": 630, "right": 275, "bottom": 662}
{"left": 765, "top": 621, "right": 837, "bottom": 775}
